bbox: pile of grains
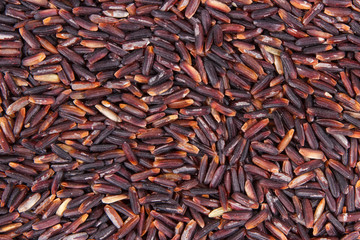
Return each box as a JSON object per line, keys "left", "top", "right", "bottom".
{"left": 1, "top": 0, "right": 360, "bottom": 239}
